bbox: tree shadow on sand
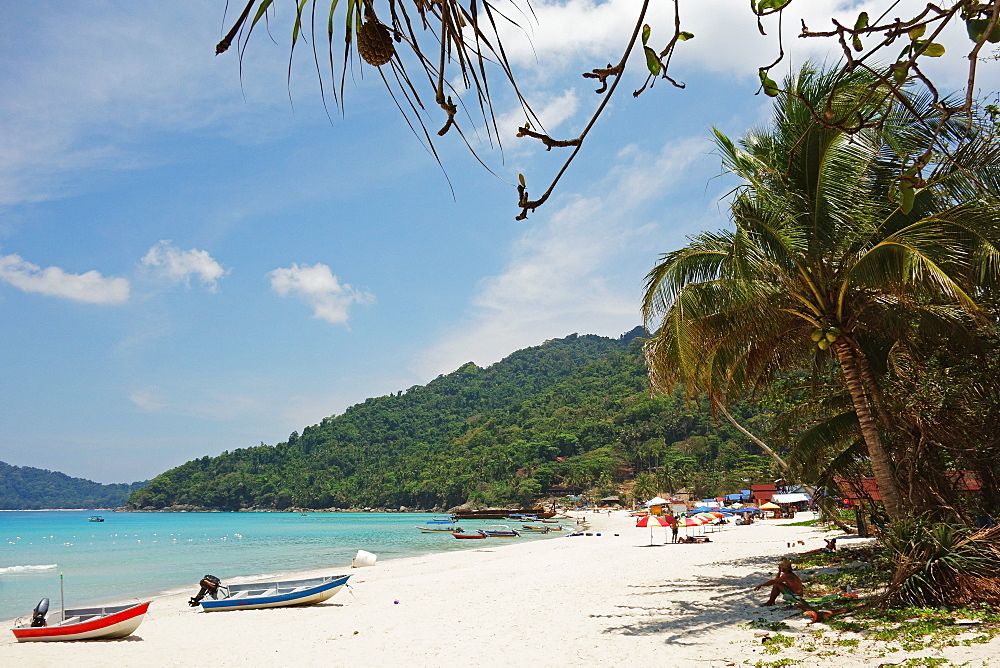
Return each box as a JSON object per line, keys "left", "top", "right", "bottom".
{"left": 594, "top": 552, "right": 805, "bottom": 644}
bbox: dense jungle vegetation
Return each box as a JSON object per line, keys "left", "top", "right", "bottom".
{"left": 127, "top": 327, "right": 779, "bottom": 511}
{"left": 0, "top": 461, "right": 148, "bottom": 509}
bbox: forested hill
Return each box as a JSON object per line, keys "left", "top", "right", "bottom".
{"left": 127, "top": 328, "right": 775, "bottom": 511}
{"left": 0, "top": 461, "right": 148, "bottom": 509}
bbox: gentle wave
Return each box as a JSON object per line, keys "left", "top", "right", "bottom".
{"left": 0, "top": 564, "right": 58, "bottom": 575}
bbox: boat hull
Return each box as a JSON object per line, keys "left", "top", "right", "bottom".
{"left": 12, "top": 601, "right": 150, "bottom": 642}
{"left": 200, "top": 575, "right": 350, "bottom": 612}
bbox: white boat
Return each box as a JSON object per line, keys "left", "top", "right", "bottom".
{"left": 416, "top": 518, "right": 463, "bottom": 532}
{"left": 482, "top": 524, "right": 520, "bottom": 537}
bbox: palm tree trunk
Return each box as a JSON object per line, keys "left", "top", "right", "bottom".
{"left": 718, "top": 404, "right": 854, "bottom": 533}
{"left": 833, "top": 340, "right": 907, "bottom": 521}
{"left": 852, "top": 339, "right": 893, "bottom": 430}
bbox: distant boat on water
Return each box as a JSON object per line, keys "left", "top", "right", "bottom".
{"left": 482, "top": 524, "right": 520, "bottom": 537}
{"left": 453, "top": 530, "right": 487, "bottom": 539}
{"left": 519, "top": 525, "right": 550, "bottom": 533}
{"left": 416, "top": 515, "right": 462, "bottom": 532}
{"left": 87, "top": 516, "right": 104, "bottom": 522}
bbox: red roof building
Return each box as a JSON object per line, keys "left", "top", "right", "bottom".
{"left": 750, "top": 484, "right": 778, "bottom": 504}
{"left": 837, "top": 472, "right": 981, "bottom": 506}
{"left": 835, "top": 477, "right": 882, "bottom": 504}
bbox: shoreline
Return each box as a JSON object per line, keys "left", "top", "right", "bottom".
{"left": 1, "top": 511, "right": 579, "bottom": 624}
{"left": 4, "top": 511, "right": 998, "bottom": 666}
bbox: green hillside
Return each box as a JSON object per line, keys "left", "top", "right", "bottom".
{"left": 127, "top": 328, "right": 777, "bottom": 511}
{"left": 0, "top": 461, "right": 148, "bottom": 509}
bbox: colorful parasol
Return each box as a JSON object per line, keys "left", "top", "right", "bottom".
{"left": 636, "top": 514, "right": 673, "bottom": 545}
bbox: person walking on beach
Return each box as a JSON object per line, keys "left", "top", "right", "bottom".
{"left": 754, "top": 559, "right": 803, "bottom": 606}
{"left": 671, "top": 521, "right": 679, "bottom": 544}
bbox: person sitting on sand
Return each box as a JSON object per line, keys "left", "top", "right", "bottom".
{"left": 754, "top": 559, "right": 804, "bottom": 606}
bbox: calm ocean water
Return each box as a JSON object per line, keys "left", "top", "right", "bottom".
{"left": 0, "top": 510, "right": 558, "bottom": 622}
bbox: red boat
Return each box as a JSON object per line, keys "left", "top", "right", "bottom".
{"left": 11, "top": 599, "right": 151, "bottom": 642}
{"left": 453, "top": 530, "right": 487, "bottom": 539}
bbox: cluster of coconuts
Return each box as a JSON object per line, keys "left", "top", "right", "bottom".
{"left": 811, "top": 326, "right": 841, "bottom": 350}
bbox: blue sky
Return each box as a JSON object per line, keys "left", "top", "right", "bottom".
{"left": 1, "top": 1, "right": 991, "bottom": 483}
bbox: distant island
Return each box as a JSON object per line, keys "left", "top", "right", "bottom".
{"left": 126, "top": 327, "right": 776, "bottom": 512}
{"left": 0, "top": 461, "right": 148, "bottom": 509}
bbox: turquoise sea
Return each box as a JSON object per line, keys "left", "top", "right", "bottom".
{"left": 0, "top": 510, "right": 558, "bottom": 622}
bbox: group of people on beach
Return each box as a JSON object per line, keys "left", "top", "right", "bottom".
{"left": 667, "top": 523, "right": 709, "bottom": 543}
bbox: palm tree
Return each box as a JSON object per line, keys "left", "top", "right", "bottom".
{"left": 642, "top": 63, "right": 1000, "bottom": 522}
{"left": 631, "top": 472, "right": 659, "bottom": 506}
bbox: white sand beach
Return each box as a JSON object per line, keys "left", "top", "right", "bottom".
{"left": 4, "top": 511, "right": 998, "bottom": 667}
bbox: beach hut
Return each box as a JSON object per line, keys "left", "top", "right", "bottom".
{"left": 771, "top": 492, "right": 811, "bottom": 517}
{"left": 750, "top": 484, "right": 778, "bottom": 505}
{"left": 644, "top": 496, "right": 669, "bottom": 516}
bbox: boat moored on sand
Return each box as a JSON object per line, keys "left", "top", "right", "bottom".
{"left": 11, "top": 598, "right": 150, "bottom": 642}
{"left": 189, "top": 574, "right": 350, "bottom": 612}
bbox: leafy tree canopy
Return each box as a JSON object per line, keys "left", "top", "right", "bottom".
{"left": 126, "top": 328, "right": 785, "bottom": 511}
{"left": 0, "top": 462, "right": 148, "bottom": 510}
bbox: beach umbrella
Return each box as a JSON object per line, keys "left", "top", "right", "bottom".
{"left": 759, "top": 501, "right": 780, "bottom": 517}
{"left": 694, "top": 512, "right": 722, "bottom": 531}
{"left": 676, "top": 515, "right": 707, "bottom": 538}
{"left": 636, "top": 514, "right": 672, "bottom": 545}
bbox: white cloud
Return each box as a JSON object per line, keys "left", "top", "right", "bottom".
{"left": 141, "top": 240, "right": 228, "bottom": 291}
{"left": 268, "top": 263, "right": 374, "bottom": 325}
{"left": 413, "top": 135, "right": 712, "bottom": 377}
{"left": 497, "top": 88, "right": 581, "bottom": 138}
{"left": 0, "top": 253, "right": 129, "bottom": 304}
{"left": 497, "top": 0, "right": 993, "bottom": 92}
{"left": 128, "top": 390, "right": 167, "bottom": 413}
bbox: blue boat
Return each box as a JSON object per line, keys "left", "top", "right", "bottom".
{"left": 482, "top": 524, "right": 520, "bottom": 537}
{"left": 193, "top": 574, "right": 351, "bottom": 612}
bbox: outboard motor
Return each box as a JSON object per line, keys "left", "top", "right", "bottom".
{"left": 30, "top": 598, "right": 49, "bottom": 627}
{"left": 188, "top": 575, "right": 223, "bottom": 607}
